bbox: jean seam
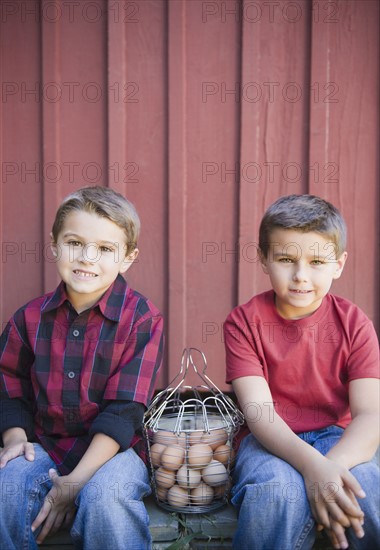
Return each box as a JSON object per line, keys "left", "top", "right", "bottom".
{"left": 294, "top": 517, "right": 315, "bottom": 550}
{"left": 22, "top": 480, "right": 39, "bottom": 550}
{"left": 22, "top": 474, "right": 51, "bottom": 550}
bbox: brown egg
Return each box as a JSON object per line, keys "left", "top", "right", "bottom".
{"left": 153, "top": 430, "right": 180, "bottom": 446}
{"left": 188, "top": 443, "right": 213, "bottom": 468}
{"left": 191, "top": 482, "right": 214, "bottom": 505}
{"left": 201, "top": 428, "right": 228, "bottom": 450}
{"left": 161, "top": 445, "right": 185, "bottom": 471}
{"left": 167, "top": 484, "right": 190, "bottom": 508}
{"left": 176, "top": 465, "right": 201, "bottom": 489}
{"left": 213, "top": 444, "right": 235, "bottom": 466}
{"left": 155, "top": 467, "right": 175, "bottom": 489}
{"left": 202, "top": 460, "right": 228, "bottom": 487}
{"left": 150, "top": 443, "right": 166, "bottom": 468}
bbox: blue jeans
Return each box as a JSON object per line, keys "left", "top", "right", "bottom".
{"left": 0, "top": 443, "right": 152, "bottom": 550}
{"left": 231, "top": 426, "right": 380, "bottom": 550}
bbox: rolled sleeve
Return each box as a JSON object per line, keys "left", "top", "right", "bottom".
{"left": 1, "top": 318, "right": 35, "bottom": 441}
{"left": 0, "top": 395, "right": 35, "bottom": 441}
{"left": 0, "top": 319, "right": 34, "bottom": 398}
{"left": 89, "top": 400, "right": 145, "bottom": 450}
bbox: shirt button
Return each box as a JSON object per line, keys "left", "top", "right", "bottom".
{"left": 68, "top": 371, "right": 75, "bottom": 379}
{"left": 73, "top": 329, "right": 80, "bottom": 337}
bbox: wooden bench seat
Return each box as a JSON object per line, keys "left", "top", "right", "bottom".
{"left": 39, "top": 497, "right": 334, "bottom": 549}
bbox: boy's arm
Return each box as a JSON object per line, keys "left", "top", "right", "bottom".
{"left": 233, "top": 376, "right": 365, "bottom": 543}
{"left": 89, "top": 400, "right": 145, "bottom": 451}
{"left": 1, "top": 317, "right": 35, "bottom": 442}
{"left": 326, "top": 378, "right": 380, "bottom": 469}
{"left": 31, "top": 401, "right": 145, "bottom": 543}
{"left": 32, "top": 432, "right": 120, "bottom": 543}
{"left": 0, "top": 395, "right": 35, "bottom": 441}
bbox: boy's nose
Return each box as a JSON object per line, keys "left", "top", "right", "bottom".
{"left": 79, "top": 244, "right": 99, "bottom": 264}
{"left": 292, "top": 264, "right": 308, "bottom": 282}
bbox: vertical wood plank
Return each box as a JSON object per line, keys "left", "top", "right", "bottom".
{"left": 167, "top": 0, "right": 242, "bottom": 389}
{"left": 238, "top": 0, "right": 311, "bottom": 305}
{"left": 0, "top": 0, "right": 43, "bottom": 326}
{"left": 41, "top": 0, "right": 108, "bottom": 292}
{"left": 167, "top": 0, "right": 188, "bottom": 382}
{"left": 309, "top": 0, "right": 379, "bottom": 325}
{"left": 41, "top": 0, "right": 61, "bottom": 293}
{"left": 185, "top": 0, "right": 241, "bottom": 388}
{"left": 108, "top": 0, "right": 168, "bottom": 386}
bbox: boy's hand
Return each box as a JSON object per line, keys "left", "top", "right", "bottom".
{"left": 0, "top": 440, "right": 35, "bottom": 468}
{"left": 303, "top": 458, "right": 365, "bottom": 548}
{"left": 31, "top": 433, "right": 120, "bottom": 544}
{"left": 318, "top": 487, "right": 365, "bottom": 549}
{"left": 31, "top": 469, "right": 78, "bottom": 544}
{"left": 324, "top": 511, "right": 364, "bottom": 548}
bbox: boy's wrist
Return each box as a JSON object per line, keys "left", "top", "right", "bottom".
{"left": 60, "top": 473, "right": 86, "bottom": 498}
{"left": 298, "top": 450, "right": 328, "bottom": 478}
{"left": 325, "top": 449, "right": 350, "bottom": 470}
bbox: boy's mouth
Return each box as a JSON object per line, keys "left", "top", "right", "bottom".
{"left": 289, "top": 289, "right": 312, "bottom": 294}
{"left": 73, "top": 270, "right": 98, "bottom": 278}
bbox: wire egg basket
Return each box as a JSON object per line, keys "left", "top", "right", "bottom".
{"left": 143, "top": 348, "right": 244, "bottom": 513}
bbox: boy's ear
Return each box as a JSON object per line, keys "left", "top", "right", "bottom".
{"left": 332, "top": 250, "right": 348, "bottom": 280}
{"left": 259, "top": 249, "right": 269, "bottom": 274}
{"left": 119, "top": 248, "right": 139, "bottom": 274}
{"left": 50, "top": 232, "right": 58, "bottom": 257}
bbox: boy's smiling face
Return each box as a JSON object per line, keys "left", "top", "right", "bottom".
{"left": 51, "top": 210, "right": 138, "bottom": 313}
{"left": 260, "top": 229, "right": 347, "bottom": 320}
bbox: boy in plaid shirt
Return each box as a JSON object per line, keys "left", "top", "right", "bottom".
{"left": 0, "top": 186, "right": 164, "bottom": 549}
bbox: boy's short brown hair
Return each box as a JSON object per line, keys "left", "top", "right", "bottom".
{"left": 51, "top": 186, "right": 140, "bottom": 255}
{"left": 259, "top": 194, "right": 347, "bottom": 258}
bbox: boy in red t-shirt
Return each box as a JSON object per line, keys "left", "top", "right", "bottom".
{"left": 224, "top": 195, "right": 379, "bottom": 550}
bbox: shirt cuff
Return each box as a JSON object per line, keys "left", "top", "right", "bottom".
{"left": 89, "top": 401, "right": 145, "bottom": 450}
{"left": 0, "top": 396, "right": 35, "bottom": 441}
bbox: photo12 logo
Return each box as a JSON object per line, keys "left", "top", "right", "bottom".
{"left": 201, "top": 81, "right": 339, "bottom": 104}
{"left": 1, "top": 2, "right": 139, "bottom": 24}
{"left": 1, "top": 161, "right": 139, "bottom": 185}
{"left": 1, "top": 81, "right": 139, "bottom": 104}
{"left": 201, "top": 2, "right": 339, "bottom": 24}
{"left": 201, "top": 161, "right": 339, "bottom": 185}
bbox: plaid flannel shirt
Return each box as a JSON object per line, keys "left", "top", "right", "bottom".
{"left": 0, "top": 274, "right": 164, "bottom": 474}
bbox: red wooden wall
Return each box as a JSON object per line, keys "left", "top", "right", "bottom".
{"left": 0, "top": 0, "right": 378, "bottom": 390}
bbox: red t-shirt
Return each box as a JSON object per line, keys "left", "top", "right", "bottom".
{"left": 224, "top": 291, "right": 379, "bottom": 434}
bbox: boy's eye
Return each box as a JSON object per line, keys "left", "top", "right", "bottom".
{"left": 311, "top": 259, "right": 325, "bottom": 265}
{"left": 100, "top": 246, "right": 113, "bottom": 253}
{"left": 67, "top": 240, "right": 82, "bottom": 247}
{"left": 278, "top": 257, "right": 293, "bottom": 263}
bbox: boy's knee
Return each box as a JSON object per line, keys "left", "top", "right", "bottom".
{"left": 234, "top": 478, "right": 307, "bottom": 512}
{"left": 351, "top": 462, "right": 380, "bottom": 498}
{"left": 77, "top": 478, "right": 146, "bottom": 512}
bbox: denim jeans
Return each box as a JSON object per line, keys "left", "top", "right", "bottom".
{"left": 0, "top": 443, "right": 152, "bottom": 550}
{"left": 231, "top": 426, "right": 380, "bottom": 550}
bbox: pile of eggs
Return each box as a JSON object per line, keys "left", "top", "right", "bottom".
{"left": 149, "top": 428, "right": 235, "bottom": 510}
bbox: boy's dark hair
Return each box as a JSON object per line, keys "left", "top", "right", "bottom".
{"left": 259, "top": 194, "right": 347, "bottom": 258}
{"left": 51, "top": 186, "right": 140, "bottom": 255}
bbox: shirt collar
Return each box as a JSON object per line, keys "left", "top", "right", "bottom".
{"left": 42, "top": 274, "right": 129, "bottom": 322}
